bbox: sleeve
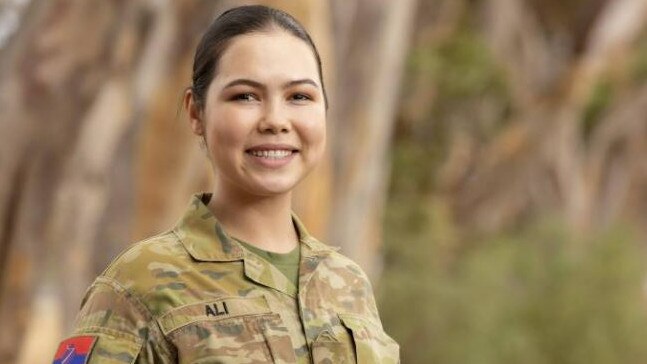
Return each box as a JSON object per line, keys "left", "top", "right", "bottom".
{"left": 52, "top": 277, "right": 175, "bottom": 364}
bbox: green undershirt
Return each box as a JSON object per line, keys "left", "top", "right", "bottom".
{"left": 233, "top": 237, "right": 300, "bottom": 288}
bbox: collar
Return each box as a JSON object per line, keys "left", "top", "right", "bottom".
{"left": 173, "top": 193, "right": 338, "bottom": 262}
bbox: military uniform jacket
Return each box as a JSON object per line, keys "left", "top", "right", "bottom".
{"left": 60, "top": 193, "right": 400, "bottom": 363}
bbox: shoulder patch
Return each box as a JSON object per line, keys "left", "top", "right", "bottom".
{"left": 52, "top": 335, "right": 97, "bottom": 364}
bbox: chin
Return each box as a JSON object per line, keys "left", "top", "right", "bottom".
{"left": 247, "top": 177, "right": 300, "bottom": 196}
{"left": 249, "top": 186, "right": 295, "bottom": 197}
{"left": 243, "top": 165, "right": 314, "bottom": 195}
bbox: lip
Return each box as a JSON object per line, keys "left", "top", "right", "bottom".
{"left": 245, "top": 143, "right": 300, "bottom": 152}
{"left": 245, "top": 143, "right": 300, "bottom": 169}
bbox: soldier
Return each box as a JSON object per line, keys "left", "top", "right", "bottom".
{"left": 52, "top": 5, "right": 400, "bottom": 364}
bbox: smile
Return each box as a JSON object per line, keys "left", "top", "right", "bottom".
{"left": 247, "top": 150, "right": 294, "bottom": 159}
{"left": 245, "top": 145, "right": 300, "bottom": 168}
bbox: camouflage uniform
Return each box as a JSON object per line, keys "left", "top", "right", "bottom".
{"left": 55, "top": 193, "right": 400, "bottom": 363}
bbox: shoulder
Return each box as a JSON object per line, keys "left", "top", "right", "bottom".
{"left": 96, "top": 230, "right": 190, "bottom": 301}
{"left": 72, "top": 233, "right": 183, "bottom": 362}
{"left": 329, "top": 249, "right": 372, "bottom": 283}
{"left": 309, "top": 238, "right": 370, "bottom": 277}
{"left": 307, "top": 239, "right": 382, "bottom": 321}
{"left": 306, "top": 238, "right": 373, "bottom": 283}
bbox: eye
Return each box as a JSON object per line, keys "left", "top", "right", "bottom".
{"left": 231, "top": 93, "right": 258, "bottom": 102}
{"left": 290, "top": 93, "right": 312, "bottom": 102}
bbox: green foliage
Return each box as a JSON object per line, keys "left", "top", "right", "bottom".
{"left": 379, "top": 200, "right": 647, "bottom": 364}
{"left": 387, "top": 139, "right": 439, "bottom": 196}
{"left": 397, "top": 26, "right": 512, "bottom": 194}
{"left": 382, "top": 15, "right": 647, "bottom": 364}
{"left": 629, "top": 33, "right": 647, "bottom": 84}
{"left": 581, "top": 79, "right": 613, "bottom": 142}
{"left": 407, "top": 27, "right": 511, "bottom": 140}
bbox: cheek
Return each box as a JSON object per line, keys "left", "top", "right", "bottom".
{"left": 206, "top": 111, "right": 249, "bottom": 149}
{"left": 301, "top": 118, "right": 326, "bottom": 154}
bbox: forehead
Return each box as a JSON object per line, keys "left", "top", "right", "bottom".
{"left": 214, "top": 30, "right": 320, "bottom": 85}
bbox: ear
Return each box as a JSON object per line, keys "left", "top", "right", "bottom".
{"left": 184, "top": 88, "right": 204, "bottom": 136}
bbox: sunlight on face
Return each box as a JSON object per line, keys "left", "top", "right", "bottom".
{"left": 202, "top": 29, "right": 327, "bottom": 198}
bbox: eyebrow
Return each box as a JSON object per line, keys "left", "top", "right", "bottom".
{"left": 222, "top": 78, "right": 319, "bottom": 90}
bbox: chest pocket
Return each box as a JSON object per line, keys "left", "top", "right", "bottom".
{"left": 338, "top": 314, "right": 400, "bottom": 364}
{"left": 157, "top": 295, "right": 296, "bottom": 364}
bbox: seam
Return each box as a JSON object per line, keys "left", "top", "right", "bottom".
{"left": 94, "top": 277, "right": 177, "bottom": 360}
{"left": 338, "top": 312, "right": 383, "bottom": 330}
{"left": 74, "top": 326, "right": 143, "bottom": 345}
{"left": 164, "top": 312, "right": 275, "bottom": 337}
{"left": 171, "top": 229, "right": 206, "bottom": 261}
{"left": 157, "top": 295, "right": 269, "bottom": 321}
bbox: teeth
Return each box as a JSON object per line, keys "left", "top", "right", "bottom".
{"left": 249, "top": 150, "right": 293, "bottom": 159}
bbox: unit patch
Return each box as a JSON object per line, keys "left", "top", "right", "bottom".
{"left": 52, "top": 335, "right": 97, "bottom": 364}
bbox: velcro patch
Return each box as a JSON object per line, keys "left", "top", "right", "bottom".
{"left": 52, "top": 335, "right": 97, "bottom": 364}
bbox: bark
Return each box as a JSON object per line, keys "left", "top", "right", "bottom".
{"left": 328, "top": 0, "right": 417, "bottom": 278}
{"left": 0, "top": 1, "right": 219, "bottom": 362}
{"left": 132, "top": 0, "right": 218, "bottom": 241}
{"left": 0, "top": 1, "right": 133, "bottom": 361}
{"left": 444, "top": 0, "right": 647, "bottom": 235}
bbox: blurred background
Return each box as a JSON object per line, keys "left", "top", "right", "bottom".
{"left": 1, "top": 0, "right": 647, "bottom": 363}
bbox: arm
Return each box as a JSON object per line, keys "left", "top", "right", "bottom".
{"left": 54, "top": 277, "right": 175, "bottom": 364}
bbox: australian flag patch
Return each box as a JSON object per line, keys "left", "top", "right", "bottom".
{"left": 52, "top": 335, "right": 97, "bottom": 364}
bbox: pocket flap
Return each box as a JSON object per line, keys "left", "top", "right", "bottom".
{"left": 338, "top": 313, "right": 400, "bottom": 364}
{"left": 338, "top": 313, "right": 382, "bottom": 335}
{"left": 157, "top": 295, "right": 271, "bottom": 335}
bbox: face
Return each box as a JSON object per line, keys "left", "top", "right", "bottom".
{"left": 186, "top": 29, "right": 326, "bottom": 198}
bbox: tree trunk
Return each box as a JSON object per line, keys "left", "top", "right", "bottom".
{"left": 328, "top": 0, "right": 417, "bottom": 279}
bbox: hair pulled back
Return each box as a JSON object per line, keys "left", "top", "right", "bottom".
{"left": 191, "top": 5, "right": 327, "bottom": 110}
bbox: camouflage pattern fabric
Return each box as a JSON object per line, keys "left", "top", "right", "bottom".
{"left": 55, "top": 193, "right": 400, "bottom": 363}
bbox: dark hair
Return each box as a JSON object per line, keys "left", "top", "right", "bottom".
{"left": 190, "top": 5, "right": 328, "bottom": 110}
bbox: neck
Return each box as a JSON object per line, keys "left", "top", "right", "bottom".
{"left": 207, "top": 182, "right": 298, "bottom": 254}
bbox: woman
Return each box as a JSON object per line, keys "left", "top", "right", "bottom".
{"left": 52, "top": 5, "right": 399, "bottom": 364}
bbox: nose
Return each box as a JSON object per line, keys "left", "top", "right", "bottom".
{"left": 258, "top": 100, "right": 290, "bottom": 134}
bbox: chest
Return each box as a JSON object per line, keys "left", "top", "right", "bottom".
{"left": 148, "top": 259, "right": 398, "bottom": 363}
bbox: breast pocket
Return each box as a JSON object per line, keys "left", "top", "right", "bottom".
{"left": 157, "top": 295, "right": 297, "bottom": 364}
{"left": 338, "top": 313, "right": 400, "bottom": 364}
